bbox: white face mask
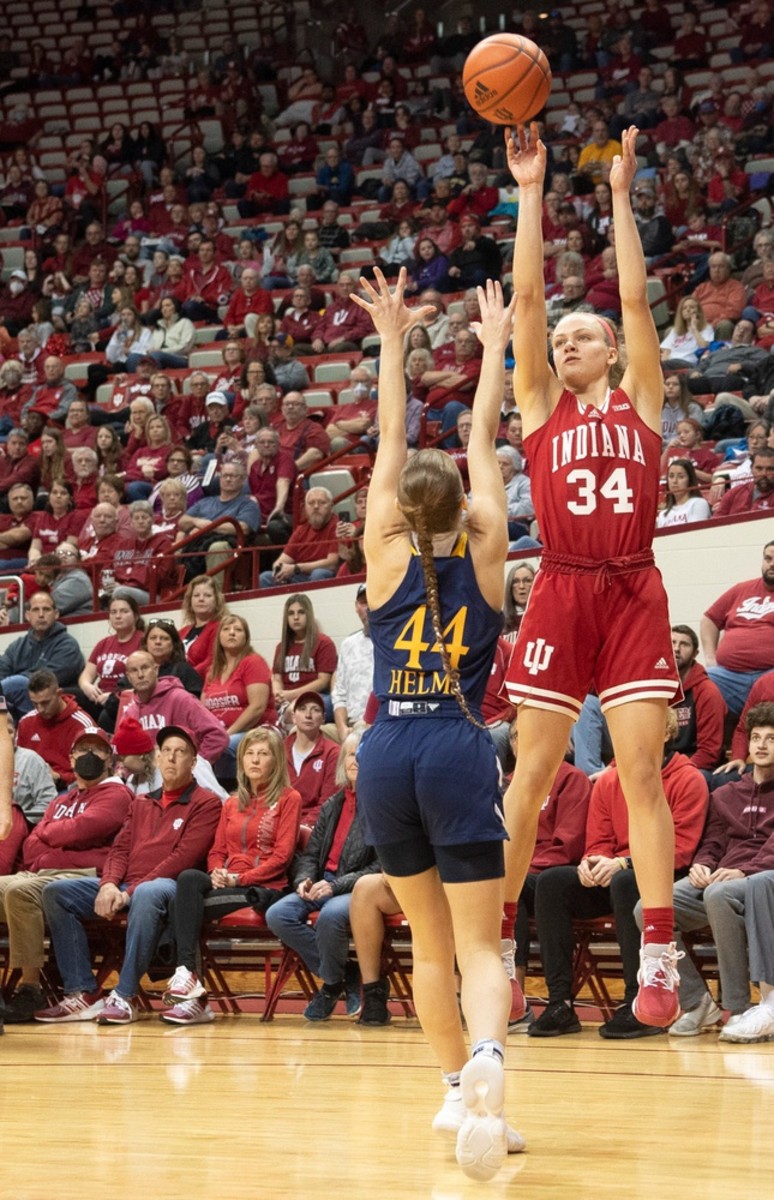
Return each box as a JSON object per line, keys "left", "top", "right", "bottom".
{"left": 8, "top": 281, "right": 24, "bottom": 296}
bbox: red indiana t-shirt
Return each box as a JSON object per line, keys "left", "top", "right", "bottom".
{"left": 88, "top": 631, "right": 144, "bottom": 691}
{"left": 272, "top": 633, "right": 338, "bottom": 688}
{"left": 705, "top": 579, "right": 774, "bottom": 673}
{"left": 202, "top": 653, "right": 277, "bottom": 728}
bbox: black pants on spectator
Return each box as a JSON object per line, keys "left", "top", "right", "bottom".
{"left": 514, "top": 872, "right": 538, "bottom": 969}
{"left": 534, "top": 865, "right": 641, "bottom": 1004}
{"left": 169, "top": 869, "right": 282, "bottom": 972}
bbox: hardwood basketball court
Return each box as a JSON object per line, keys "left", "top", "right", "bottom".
{"left": 3, "top": 1007, "right": 771, "bottom": 1199}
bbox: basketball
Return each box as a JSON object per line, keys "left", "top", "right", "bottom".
{"left": 462, "top": 34, "right": 552, "bottom": 125}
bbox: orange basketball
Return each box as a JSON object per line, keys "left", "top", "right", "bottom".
{"left": 463, "top": 33, "right": 552, "bottom": 125}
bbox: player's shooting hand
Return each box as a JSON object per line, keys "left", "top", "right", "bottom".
{"left": 503, "top": 122, "right": 546, "bottom": 188}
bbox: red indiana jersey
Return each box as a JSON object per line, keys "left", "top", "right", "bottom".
{"left": 526, "top": 386, "right": 662, "bottom": 560}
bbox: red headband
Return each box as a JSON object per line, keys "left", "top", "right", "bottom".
{"left": 593, "top": 316, "right": 617, "bottom": 346}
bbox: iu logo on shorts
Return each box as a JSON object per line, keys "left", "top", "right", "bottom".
{"left": 523, "top": 638, "right": 555, "bottom": 676}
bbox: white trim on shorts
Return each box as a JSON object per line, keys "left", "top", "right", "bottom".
{"left": 504, "top": 681, "right": 583, "bottom": 720}
{"left": 599, "top": 678, "right": 680, "bottom": 712}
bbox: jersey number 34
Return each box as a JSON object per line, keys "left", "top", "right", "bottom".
{"left": 566, "top": 466, "right": 634, "bottom": 515}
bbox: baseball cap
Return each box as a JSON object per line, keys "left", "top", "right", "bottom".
{"left": 205, "top": 389, "right": 229, "bottom": 408}
{"left": 113, "top": 716, "right": 154, "bottom": 756}
{"left": 699, "top": 100, "right": 718, "bottom": 113}
{"left": 9, "top": 269, "right": 26, "bottom": 281}
{"left": 157, "top": 725, "right": 200, "bottom": 752}
{"left": 72, "top": 726, "right": 113, "bottom": 750}
{"left": 293, "top": 690, "right": 325, "bottom": 713}
{"left": 270, "top": 331, "right": 294, "bottom": 348}
{"left": 634, "top": 181, "right": 655, "bottom": 195}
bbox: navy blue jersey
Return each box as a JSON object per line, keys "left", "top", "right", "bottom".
{"left": 368, "top": 533, "right": 502, "bottom": 716}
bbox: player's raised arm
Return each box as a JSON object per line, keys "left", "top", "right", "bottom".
{"left": 610, "top": 126, "right": 663, "bottom": 430}
{"left": 504, "top": 123, "right": 561, "bottom": 426}
{"left": 466, "top": 280, "right": 514, "bottom": 600}
{"left": 350, "top": 268, "right": 435, "bottom": 554}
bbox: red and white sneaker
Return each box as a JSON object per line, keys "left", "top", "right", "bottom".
{"left": 500, "top": 938, "right": 526, "bottom": 1024}
{"left": 163, "top": 966, "right": 206, "bottom": 1006}
{"left": 34, "top": 990, "right": 106, "bottom": 1023}
{"left": 97, "top": 990, "right": 137, "bottom": 1025}
{"left": 632, "top": 942, "right": 684, "bottom": 1027}
{"left": 160, "top": 997, "right": 216, "bottom": 1026}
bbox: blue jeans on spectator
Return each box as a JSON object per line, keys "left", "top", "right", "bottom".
{"left": 259, "top": 567, "right": 335, "bottom": 588}
{"left": 426, "top": 400, "right": 469, "bottom": 449}
{"left": 213, "top": 732, "right": 246, "bottom": 780}
{"left": 42, "top": 875, "right": 177, "bottom": 1000}
{"left": 707, "top": 665, "right": 766, "bottom": 717}
{"left": 1, "top": 674, "right": 36, "bottom": 718}
{"left": 572, "top": 693, "right": 613, "bottom": 775}
{"left": 265, "top": 880, "right": 352, "bottom": 985}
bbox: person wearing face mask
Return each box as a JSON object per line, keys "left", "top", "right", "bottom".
{"left": 0, "top": 269, "right": 36, "bottom": 337}
{"left": 0, "top": 725, "right": 132, "bottom": 1024}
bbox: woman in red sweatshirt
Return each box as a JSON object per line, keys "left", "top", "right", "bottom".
{"left": 158, "top": 727, "right": 302, "bottom": 1025}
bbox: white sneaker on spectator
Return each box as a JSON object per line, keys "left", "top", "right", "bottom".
{"left": 163, "top": 966, "right": 205, "bottom": 1005}
{"left": 161, "top": 997, "right": 215, "bottom": 1026}
{"left": 668, "top": 992, "right": 722, "bottom": 1036}
{"left": 719, "top": 1003, "right": 774, "bottom": 1043}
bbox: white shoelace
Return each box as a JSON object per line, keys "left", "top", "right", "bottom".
{"left": 640, "top": 946, "right": 685, "bottom": 990}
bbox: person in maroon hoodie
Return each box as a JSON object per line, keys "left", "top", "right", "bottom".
{"left": 283, "top": 691, "right": 338, "bottom": 824}
{"left": 16, "top": 668, "right": 95, "bottom": 789}
{"left": 670, "top": 625, "right": 726, "bottom": 776}
{"left": 0, "top": 725, "right": 132, "bottom": 1023}
{"left": 651, "top": 702, "right": 774, "bottom": 1041}
{"left": 310, "top": 273, "right": 373, "bottom": 353}
{"left": 529, "top": 708, "right": 708, "bottom": 1040}
{"left": 37, "top": 724, "right": 222, "bottom": 1025}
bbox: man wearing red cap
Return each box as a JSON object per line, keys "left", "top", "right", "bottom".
{"left": 37, "top": 724, "right": 222, "bottom": 1025}
{"left": 0, "top": 725, "right": 132, "bottom": 1023}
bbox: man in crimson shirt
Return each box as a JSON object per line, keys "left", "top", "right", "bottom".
{"left": 0, "top": 725, "right": 132, "bottom": 1024}
{"left": 670, "top": 625, "right": 727, "bottom": 775}
{"left": 259, "top": 487, "right": 338, "bottom": 588}
{"left": 274, "top": 392, "right": 330, "bottom": 471}
{"left": 239, "top": 151, "right": 290, "bottom": 217}
{"left": 713, "top": 449, "right": 774, "bottom": 519}
{"left": 21, "top": 356, "right": 78, "bottom": 425}
{"left": 420, "top": 327, "right": 482, "bottom": 442}
{"left": 70, "top": 221, "right": 118, "bottom": 284}
{"left": 78, "top": 503, "right": 124, "bottom": 597}
{"left": 248, "top": 426, "right": 295, "bottom": 544}
{"left": 310, "top": 273, "right": 373, "bottom": 353}
{"left": 0, "top": 431, "right": 40, "bottom": 501}
{"left": 447, "top": 160, "right": 498, "bottom": 223}
{"left": 219, "top": 266, "right": 272, "bottom": 338}
{"left": 0, "top": 482, "right": 34, "bottom": 569}
{"left": 701, "top": 539, "right": 774, "bottom": 717}
{"left": 38, "top": 724, "right": 222, "bottom": 1025}
{"left": 181, "top": 237, "right": 234, "bottom": 322}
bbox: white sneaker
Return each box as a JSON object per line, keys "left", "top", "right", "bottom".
{"left": 455, "top": 1055, "right": 509, "bottom": 1181}
{"left": 163, "top": 966, "right": 205, "bottom": 1005}
{"left": 719, "top": 1003, "right": 774, "bottom": 1043}
{"left": 668, "top": 991, "right": 722, "bottom": 1037}
{"left": 161, "top": 997, "right": 216, "bottom": 1026}
{"left": 433, "top": 1086, "right": 525, "bottom": 1154}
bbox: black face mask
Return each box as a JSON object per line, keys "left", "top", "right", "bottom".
{"left": 74, "top": 751, "right": 106, "bottom": 781}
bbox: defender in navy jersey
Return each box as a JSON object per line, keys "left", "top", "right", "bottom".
{"left": 353, "top": 269, "right": 521, "bottom": 1181}
{"left": 501, "top": 124, "right": 683, "bottom": 1040}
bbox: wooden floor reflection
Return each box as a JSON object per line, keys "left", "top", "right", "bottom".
{"left": 3, "top": 1007, "right": 773, "bottom": 1200}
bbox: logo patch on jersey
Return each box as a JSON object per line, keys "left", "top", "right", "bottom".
{"left": 173, "top": 818, "right": 184, "bottom": 830}
{"left": 313, "top": 760, "right": 322, "bottom": 773}
{"left": 653, "top": 657, "right": 670, "bottom": 670}
{"left": 612, "top": 403, "right": 630, "bottom": 411}
{"left": 523, "top": 638, "right": 555, "bottom": 676}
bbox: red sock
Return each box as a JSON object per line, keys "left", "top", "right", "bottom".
{"left": 641, "top": 906, "right": 673, "bottom": 946}
{"left": 502, "top": 901, "right": 518, "bottom": 940}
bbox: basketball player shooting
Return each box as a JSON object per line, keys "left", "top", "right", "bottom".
{"left": 500, "top": 124, "right": 684, "bottom": 1028}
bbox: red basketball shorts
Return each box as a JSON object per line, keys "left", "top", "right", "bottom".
{"left": 502, "top": 564, "right": 682, "bottom": 719}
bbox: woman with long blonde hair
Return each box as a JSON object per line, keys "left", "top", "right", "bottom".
{"left": 353, "top": 269, "right": 521, "bottom": 1181}
{"left": 159, "top": 727, "right": 302, "bottom": 1025}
